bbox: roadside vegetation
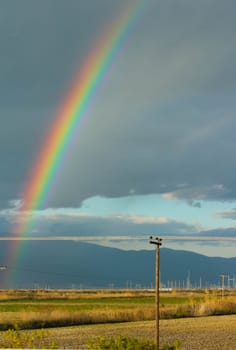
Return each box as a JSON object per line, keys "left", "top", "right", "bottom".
{"left": 0, "top": 328, "right": 181, "bottom": 349}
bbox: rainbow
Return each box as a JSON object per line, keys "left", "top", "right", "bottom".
{"left": 8, "top": 1, "right": 145, "bottom": 286}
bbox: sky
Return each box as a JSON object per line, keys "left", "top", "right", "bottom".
{"left": 1, "top": 0, "right": 236, "bottom": 257}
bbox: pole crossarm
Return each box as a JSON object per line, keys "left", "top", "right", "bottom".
{"left": 149, "top": 236, "right": 162, "bottom": 246}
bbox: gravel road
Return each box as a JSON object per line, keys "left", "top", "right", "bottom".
{"left": 1, "top": 315, "right": 236, "bottom": 349}
{"left": 45, "top": 314, "right": 236, "bottom": 349}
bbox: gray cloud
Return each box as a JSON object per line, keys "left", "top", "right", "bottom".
{"left": 1, "top": 0, "right": 236, "bottom": 209}
{"left": 26, "top": 214, "right": 197, "bottom": 238}
{"left": 197, "top": 227, "right": 236, "bottom": 238}
{"left": 1, "top": 210, "right": 236, "bottom": 256}
{"left": 215, "top": 209, "right": 236, "bottom": 221}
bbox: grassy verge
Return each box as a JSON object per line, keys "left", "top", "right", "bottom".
{"left": 0, "top": 307, "right": 155, "bottom": 330}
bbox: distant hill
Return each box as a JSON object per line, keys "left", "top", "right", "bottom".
{"left": 0, "top": 241, "right": 235, "bottom": 289}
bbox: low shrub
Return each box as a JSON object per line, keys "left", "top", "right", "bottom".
{"left": 0, "top": 324, "right": 57, "bottom": 349}
{"left": 87, "top": 335, "right": 181, "bottom": 350}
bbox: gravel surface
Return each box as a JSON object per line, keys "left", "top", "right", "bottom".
{"left": 1, "top": 315, "right": 236, "bottom": 349}
{"left": 44, "top": 315, "right": 236, "bottom": 349}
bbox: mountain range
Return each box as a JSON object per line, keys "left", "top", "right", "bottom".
{"left": 0, "top": 241, "right": 235, "bottom": 289}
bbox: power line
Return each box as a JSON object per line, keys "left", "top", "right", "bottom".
{"left": 1, "top": 265, "right": 85, "bottom": 278}
{"left": 0, "top": 235, "right": 236, "bottom": 241}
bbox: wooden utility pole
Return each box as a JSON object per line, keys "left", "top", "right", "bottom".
{"left": 150, "top": 236, "right": 162, "bottom": 349}
{"left": 219, "top": 274, "right": 227, "bottom": 298}
{"left": 228, "top": 276, "right": 234, "bottom": 289}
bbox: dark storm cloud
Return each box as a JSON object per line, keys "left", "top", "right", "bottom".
{"left": 0, "top": 0, "right": 125, "bottom": 207}
{"left": 1, "top": 0, "right": 236, "bottom": 209}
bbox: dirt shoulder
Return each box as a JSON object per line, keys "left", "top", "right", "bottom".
{"left": 1, "top": 315, "right": 236, "bottom": 349}
{"left": 160, "top": 315, "right": 236, "bottom": 350}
